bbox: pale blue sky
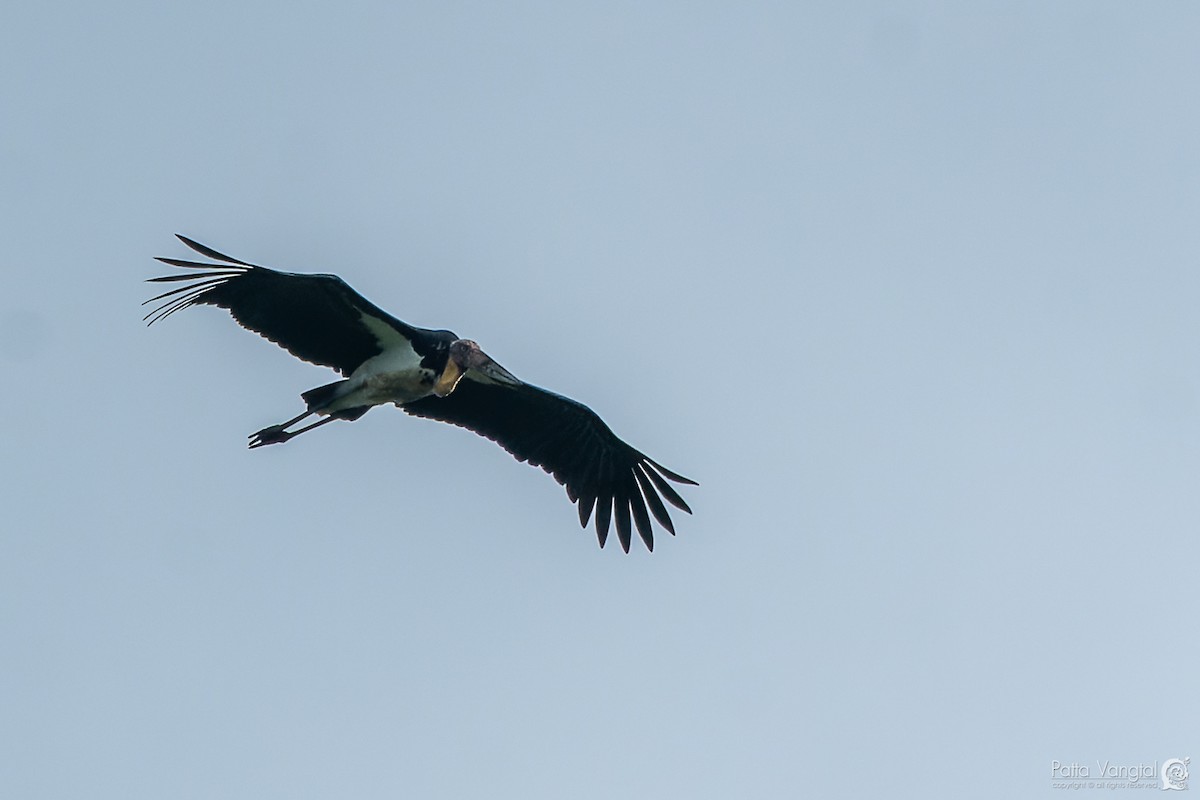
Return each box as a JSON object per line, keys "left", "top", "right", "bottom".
{"left": 2, "top": 3, "right": 1197, "bottom": 798}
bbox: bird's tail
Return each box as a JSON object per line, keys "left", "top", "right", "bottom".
{"left": 301, "top": 380, "right": 347, "bottom": 412}
{"left": 299, "top": 380, "right": 372, "bottom": 422}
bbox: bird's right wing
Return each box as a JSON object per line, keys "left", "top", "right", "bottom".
{"left": 145, "top": 235, "right": 425, "bottom": 376}
{"left": 403, "top": 373, "right": 696, "bottom": 552}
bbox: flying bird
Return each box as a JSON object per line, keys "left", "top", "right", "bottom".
{"left": 144, "top": 235, "right": 696, "bottom": 552}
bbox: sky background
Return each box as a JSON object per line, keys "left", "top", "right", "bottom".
{"left": 1, "top": 2, "right": 1197, "bottom": 798}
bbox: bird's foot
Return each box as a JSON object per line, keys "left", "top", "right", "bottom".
{"left": 248, "top": 424, "right": 293, "bottom": 449}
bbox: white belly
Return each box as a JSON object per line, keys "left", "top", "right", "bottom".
{"left": 325, "top": 344, "right": 436, "bottom": 412}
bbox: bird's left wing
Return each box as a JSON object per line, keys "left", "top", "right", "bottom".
{"left": 144, "top": 235, "right": 425, "bottom": 376}
{"left": 402, "top": 373, "right": 696, "bottom": 552}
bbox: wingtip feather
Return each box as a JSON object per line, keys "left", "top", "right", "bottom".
{"left": 174, "top": 234, "right": 253, "bottom": 266}
{"left": 647, "top": 457, "right": 699, "bottom": 486}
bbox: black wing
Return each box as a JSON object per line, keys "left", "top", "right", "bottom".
{"left": 144, "top": 235, "right": 427, "bottom": 376}
{"left": 403, "top": 375, "right": 697, "bottom": 552}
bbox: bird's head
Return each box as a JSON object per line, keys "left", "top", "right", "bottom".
{"left": 432, "top": 339, "right": 521, "bottom": 396}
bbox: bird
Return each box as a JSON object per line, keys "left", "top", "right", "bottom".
{"left": 144, "top": 235, "right": 696, "bottom": 552}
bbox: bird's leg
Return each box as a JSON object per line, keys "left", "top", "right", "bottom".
{"left": 248, "top": 410, "right": 316, "bottom": 449}
{"left": 248, "top": 413, "right": 342, "bottom": 448}
{"left": 281, "top": 415, "right": 340, "bottom": 440}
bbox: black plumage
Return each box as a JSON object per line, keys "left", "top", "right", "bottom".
{"left": 145, "top": 235, "right": 696, "bottom": 551}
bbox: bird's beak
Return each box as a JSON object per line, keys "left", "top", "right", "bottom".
{"left": 475, "top": 359, "right": 520, "bottom": 386}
